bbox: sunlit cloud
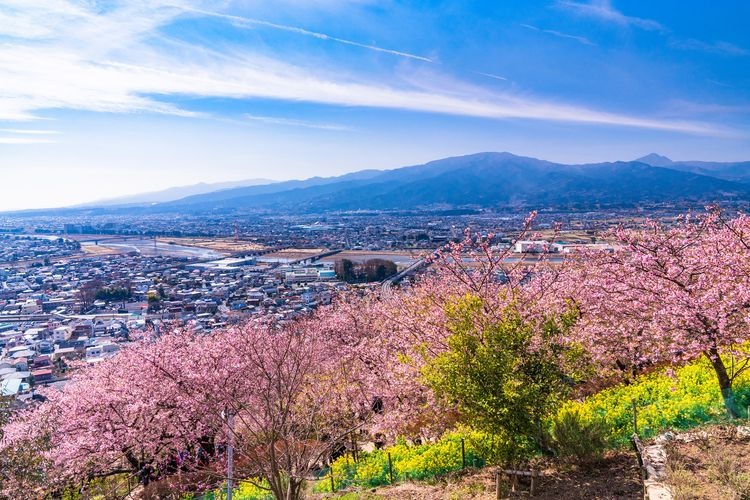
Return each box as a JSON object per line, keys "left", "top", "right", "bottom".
{"left": 0, "top": 0, "right": 730, "bottom": 136}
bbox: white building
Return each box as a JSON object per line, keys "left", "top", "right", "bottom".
{"left": 285, "top": 268, "right": 322, "bottom": 283}
{"left": 52, "top": 326, "right": 72, "bottom": 342}
{"left": 514, "top": 240, "right": 555, "bottom": 253}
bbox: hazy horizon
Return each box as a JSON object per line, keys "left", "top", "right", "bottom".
{"left": 3, "top": 150, "right": 746, "bottom": 212}
{"left": 2, "top": 0, "right": 749, "bottom": 211}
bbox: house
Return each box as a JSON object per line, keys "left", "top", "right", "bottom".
{"left": 1, "top": 378, "right": 21, "bottom": 397}
{"left": 52, "top": 326, "right": 72, "bottom": 342}
{"left": 10, "top": 348, "right": 34, "bottom": 360}
{"left": 53, "top": 347, "right": 77, "bottom": 361}
{"left": 37, "top": 341, "right": 54, "bottom": 354}
{"left": 20, "top": 299, "right": 41, "bottom": 314}
{"left": 24, "top": 327, "right": 46, "bottom": 341}
{"left": 73, "top": 320, "right": 93, "bottom": 337}
{"left": 0, "top": 330, "right": 22, "bottom": 348}
{"left": 85, "top": 345, "right": 103, "bottom": 358}
{"left": 101, "top": 343, "right": 120, "bottom": 355}
{"left": 13, "top": 358, "right": 28, "bottom": 371}
{"left": 31, "top": 368, "right": 53, "bottom": 383}
{"left": 33, "top": 355, "right": 51, "bottom": 368}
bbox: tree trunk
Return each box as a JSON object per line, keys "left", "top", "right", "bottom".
{"left": 124, "top": 451, "right": 150, "bottom": 485}
{"left": 285, "top": 478, "right": 303, "bottom": 500}
{"left": 704, "top": 349, "right": 739, "bottom": 418}
{"left": 269, "top": 474, "right": 303, "bottom": 500}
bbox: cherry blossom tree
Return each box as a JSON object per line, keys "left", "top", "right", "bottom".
{"left": 561, "top": 210, "right": 750, "bottom": 417}
{"left": 325, "top": 213, "right": 579, "bottom": 445}
{"left": 162, "top": 318, "right": 373, "bottom": 500}
{"left": 1, "top": 317, "right": 374, "bottom": 500}
{"left": 1, "top": 334, "right": 218, "bottom": 495}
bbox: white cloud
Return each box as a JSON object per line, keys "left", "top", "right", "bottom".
{"left": 660, "top": 99, "right": 750, "bottom": 116}
{"left": 0, "top": 128, "right": 60, "bottom": 134}
{"left": 0, "top": 136, "right": 58, "bottom": 144}
{"left": 558, "top": 0, "right": 663, "bottom": 31}
{"left": 0, "top": 0, "right": 728, "bottom": 136}
{"left": 669, "top": 38, "right": 748, "bottom": 57}
{"left": 521, "top": 23, "right": 595, "bottom": 46}
{"left": 244, "top": 114, "right": 351, "bottom": 131}
{"left": 182, "top": 7, "right": 433, "bottom": 62}
{"left": 475, "top": 72, "right": 508, "bottom": 82}
{"left": 558, "top": 1, "right": 747, "bottom": 58}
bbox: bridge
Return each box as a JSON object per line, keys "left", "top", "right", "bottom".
{"left": 75, "top": 235, "right": 146, "bottom": 245}
{"left": 380, "top": 250, "right": 438, "bottom": 297}
{"left": 285, "top": 249, "right": 343, "bottom": 265}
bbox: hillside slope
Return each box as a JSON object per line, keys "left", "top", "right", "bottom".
{"left": 155, "top": 152, "right": 750, "bottom": 212}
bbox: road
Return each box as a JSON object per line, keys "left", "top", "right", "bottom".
{"left": 380, "top": 252, "right": 436, "bottom": 297}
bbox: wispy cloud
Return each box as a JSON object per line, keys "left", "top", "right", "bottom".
{"left": 521, "top": 23, "right": 595, "bottom": 46}
{"left": 708, "top": 79, "right": 735, "bottom": 89}
{"left": 0, "top": 0, "right": 729, "bottom": 136}
{"left": 245, "top": 114, "right": 351, "bottom": 131}
{"left": 558, "top": 1, "right": 747, "bottom": 58}
{"left": 669, "top": 38, "right": 748, "bottom": 57}
{"left": 0, "top": 136, "right": 58, "bottom": 144}
{"left": 181, "top": 6, "right": 433, "bottom": 62}
{"left": 661, "top": 99, "right": 750, "bottom": 116}
{"left": 475, "top": 72, "right": 508, "bottom": 82}
{"left": 0, "top": 128, "right": 60, "bottom": 134}
{"left": 557, "top": 0, "right": 663, "bottom": 31}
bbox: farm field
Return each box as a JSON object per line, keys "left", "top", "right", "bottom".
{"left": 156, "top": 237, "right": 267, "bottom": 253}
{"left": 261, "top": 248, "right": 327, "bottom": 261}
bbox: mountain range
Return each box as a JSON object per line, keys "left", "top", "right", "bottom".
{"left": 9, "top": 152, "right": 750, "bottom": 215}
{"left": 153, "top": 152, "right": 750, "bottom": 213}
{"left": 74, "top": 178, "right": 277, "bottom": 207}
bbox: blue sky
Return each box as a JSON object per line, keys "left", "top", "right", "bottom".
{"left": 1, "top": 0, "right": 749, "bottom": 210}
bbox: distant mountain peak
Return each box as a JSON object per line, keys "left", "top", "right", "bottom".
{"left": 636, "top": 153, "right": 674, "bottom": 167}
{"left": 146, "top": 152, "right": 750, "bottom": 214}
{"left": 7, "top": 151, "right": 750, "bottom": 217}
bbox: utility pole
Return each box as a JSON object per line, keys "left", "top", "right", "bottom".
{"left": 224, "top": 409, "right": 235, "bottom": 500}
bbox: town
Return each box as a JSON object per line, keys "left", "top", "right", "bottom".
{"left": 0, "top": 206, "right": 671, "bottom": 403}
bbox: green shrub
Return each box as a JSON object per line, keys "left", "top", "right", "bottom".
{"left": 548, "top": 406, "right": 609, "bottom": 461}
{"left": 421, "top": 295, "right": 578, "bottom": 464}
